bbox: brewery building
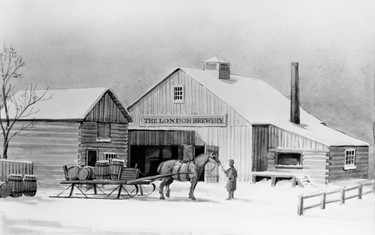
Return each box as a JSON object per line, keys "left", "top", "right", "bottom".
{"left": 127, "top": 56, "right": 369, "bottom": 184}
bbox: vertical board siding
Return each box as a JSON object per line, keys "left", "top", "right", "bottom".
{"left": 129, "top": 130, "right": 195, "bottom": 146}
{"left": 329, "top": 146, "right": 369, "bottom": 180}
{"left": 85, "top": 92, "right": 129, "bottom": 124}
{"left": 268, "top": 125, "right": 328, "bottom": 151}
{"left": 129, "top": 70, "right": 253, "bottom": 182}
{"left": 1, "top": 121, "right": 80, "bottom": 188}
{"left": 79, "top": 122, "right": 129, "bottom": 165}
{"left": 0, "top": 159, "right": 33, "bottom": 181}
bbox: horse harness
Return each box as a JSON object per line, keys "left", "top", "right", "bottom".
{"left": 175, "top": 160, "right": 191, "bottom": 181}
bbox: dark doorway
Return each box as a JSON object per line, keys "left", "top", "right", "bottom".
{"left": 130, "top": 145, "right": 180, "bottom": 176}
{"left": 87, "top": 150, "right": 98, "bottom": 167}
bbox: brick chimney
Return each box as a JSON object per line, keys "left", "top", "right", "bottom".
{"left": 204, "top": 56, "right": 230, "bottom": 80}
{"left": 291, "top": 62, "right": 300, "bottom": 124}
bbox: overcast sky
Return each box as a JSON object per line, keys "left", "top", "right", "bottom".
{"left": 1, "top": 0, "right": 374, "bottom": 142}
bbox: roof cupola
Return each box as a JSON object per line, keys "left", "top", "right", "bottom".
{"left": 203, "top": 56, "right": 230, "bottom": 80}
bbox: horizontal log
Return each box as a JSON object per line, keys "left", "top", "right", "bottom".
{"left": 345, "top": 194, "right": 359, "bottom": 200}
{"left": 302, "top": 192, "right": 324, "bottom": 199}
{"left": 325, "top": 199, "right": 341, "bottom": 204}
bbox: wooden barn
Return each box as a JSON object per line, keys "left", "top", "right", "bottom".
{"left": 127, "top": 56, "right": 369, "bottom": 184}
{"left": 0, "top": 88, "right": 132, "bottom": 187}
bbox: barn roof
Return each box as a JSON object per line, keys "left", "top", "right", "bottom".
{"left": 1, "top": 87, "right": 132, "bottom": 122}
{"left": 129, "top": 68, "right": 368, "bottom": 146}
{"left": 204, "top": 56, "right": 230, "bottom": 64}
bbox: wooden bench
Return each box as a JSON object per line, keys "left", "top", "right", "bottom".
{"left": 251, "top": 171, "right": 303, "bottom": 187}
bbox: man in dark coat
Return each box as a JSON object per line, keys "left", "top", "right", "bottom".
{"left": 221, "top": 159, "right": 237, "bottom": 200}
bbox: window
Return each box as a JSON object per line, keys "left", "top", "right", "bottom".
{"left": 275, "top": 152, "right": 303, "bottom": 169}
{"left": 104, "top": 152, "right": 117, "bottom": 162}
{"left": 344, "top": 149, "right": 356, "bottom": 170}
{"left": 97, "top": 123, "right": 111, "bottom": 141}
{"left": 173, "top": 85, "right": 184, "bottom": 103}
{"left": 205, "top": 63, "right": 217, "bottom": 70}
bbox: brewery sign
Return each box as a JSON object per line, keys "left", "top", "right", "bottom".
{"left": 140, "top": 115, "right": 227, "bottom": 127}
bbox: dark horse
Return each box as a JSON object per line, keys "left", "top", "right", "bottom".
{"left": 157, "top": 152, "right": 221, "bottom": 200}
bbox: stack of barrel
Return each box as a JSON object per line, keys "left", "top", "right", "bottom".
{"left": 0, "top": 174, "right": 37, "bottom": 198}
{"left": 64, "top": 159, "right": 124, "bottom": 181}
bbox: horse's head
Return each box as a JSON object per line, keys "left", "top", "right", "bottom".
{"left": 208, "top": 152, "right": 221, "bottom": 166}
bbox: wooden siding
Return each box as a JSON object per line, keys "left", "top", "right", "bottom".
{"left": 252, "top": 125, "right": 269, "bottom": 171}
{"left": 328, "top": 146, "right": 369, "bottom": 180}
{"left": 253, "top": 125, "right": 330, "bottom": 183}
{"left": 0, "top": 159, "right": 33, "bottom": 181}
{"left": 268, "top": 125, "right": 328, "bottom": 151}
{"left": 1, "top": 121, "right": 80, "bottom": 188}
{"left": 267, "top": 149, "right": 329, "bottom": 184}
{"left": 128, "top": 70, "right": 253, "bottom": 182}
{"left": 129, "top": 130, "right": 195, "bottom": 146}
{"left": 79, "top": 122, "right": 129, "bottom": 165}
{"left": 85, "top": 92, "right": 129, "bottom": 124}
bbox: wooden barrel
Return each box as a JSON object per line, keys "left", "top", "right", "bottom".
{"left": 23, "top": 175, "right": 37, "bottom": 197}
{"left": 109, "top": 159, "right": 124, "bottom": 180}
{"left": 78, "top": 166, "right": 95, "bottom": 180}
{"left": 67, "top": 166, "right": 80, "bottom": 180}
{"left": 7, "top": 174, "right": 23, "bottom": 197}
{"left": 95, "top": 160, "right": 110, "bottom": 179}
{"left": 0, "top": 181, "right": 12, "bottom": 198}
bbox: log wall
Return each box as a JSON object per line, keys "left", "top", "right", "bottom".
{"left": 329, "top": 146, "right": 369, "bottom": 180}
{"left": 79, "top": 122, "right": 129, "bottom": 165}
{"left": 1, "top": 121, "right": 80, "bottom": 188}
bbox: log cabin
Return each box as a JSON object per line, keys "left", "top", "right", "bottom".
{"left": 0, "top": 88, "right": 132, "bottom": 187}
{"left": 127, "top": 56, "right": 369, "bottom": 184}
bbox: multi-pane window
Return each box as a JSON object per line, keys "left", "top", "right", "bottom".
{"left": 173, "top": 85, "right": 184, "bottom": 103}
{"left": 97, "top": 123, "right": 111, "bottom": 141}
{"left": 344, "top": 149, "right": 356, "bottom": 170}
{"left": 104, "top": 153, "right": 117, "bottom": 162}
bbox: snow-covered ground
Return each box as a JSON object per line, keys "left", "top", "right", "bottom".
{"left": 1, "top": 179, "right": 374, "bottom": 235}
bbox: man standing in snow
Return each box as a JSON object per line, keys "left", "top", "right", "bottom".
{"left": 221, "top": 159, "right": 237, "bottom": 200}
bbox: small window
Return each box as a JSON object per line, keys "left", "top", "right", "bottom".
{"left": 173, "top": 85, "right": 184, "bottom": 103}
{"left": 275, "top": 152, "right": 303, "bottom": 169}
{"left": 205, "top": 63, "right": 217, "bottom": 70}
{"left": 344, "top": 149, "right": 356, "bottom": 170}
{"left": 104, "top": 152, "right": 117, "bottom": 162}
{"left": 97, "top": 123, "right": 111, "bottom": 141}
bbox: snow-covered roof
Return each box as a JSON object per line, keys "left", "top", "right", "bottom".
{"left": 1, "top": 87, "right": 132, "bottom": 121}
{"left": 129, "top": 68, "right": 368, "bottom": 146}
{"left": 204, "top": 56, "right": 230, "bottom": 64}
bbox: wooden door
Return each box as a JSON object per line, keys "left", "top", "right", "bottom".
{"left": 87, "top": 150, "right": 98, "bottom": 167}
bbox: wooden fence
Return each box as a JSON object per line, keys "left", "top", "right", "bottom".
{"left": 0, "top": 159, "right": 33, "bottom": 181}
{"left": 297, "top": 181, "right": 375, "bottom": 215}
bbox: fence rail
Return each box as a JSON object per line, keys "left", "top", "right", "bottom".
{"left": 0, "top": 159, "right": 33, "bottom": 181}
{"left": 297, "top": 181, "right": 375, "bottom": 216}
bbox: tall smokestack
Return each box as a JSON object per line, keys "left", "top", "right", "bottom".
{"left": 291, "top": 62, "right": 300, "bottom": 124}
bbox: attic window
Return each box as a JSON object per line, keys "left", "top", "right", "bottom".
{"left": 97, "top": 123, "right": 111, "bottom": 142}
{"left": 344, "top": 149, "right": 356, "bottom": 170}
{"left": 173, "top": 85, "right": 184, "bottom": 103}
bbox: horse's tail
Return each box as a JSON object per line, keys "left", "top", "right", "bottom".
{"left": 157, "top": 161, "right": 165, "bottom": 174}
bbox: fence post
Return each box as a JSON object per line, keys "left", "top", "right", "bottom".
{"left": 340, "top": 188, "right": 345, "bottom": 205}
{"left": 297, "top": 195, "right": 304, "bottom": 216}
{"left": 358, "top": 184, "right": 362, "bottom": 199}
{"left": 320, "top": 193, "right": 326, "bottom": 209}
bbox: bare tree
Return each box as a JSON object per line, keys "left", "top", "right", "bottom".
{"left": 0, "top": 45, "right": 48, "bottom": 159}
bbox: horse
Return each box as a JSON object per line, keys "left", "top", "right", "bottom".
{"left": 156, "top": 152, "right": 221, "bottom": 200}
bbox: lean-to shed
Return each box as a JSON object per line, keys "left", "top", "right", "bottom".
{"left": 0, "top": 87, "right": 132, "bottom": 187}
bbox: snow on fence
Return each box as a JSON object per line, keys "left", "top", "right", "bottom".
{"left": 297, "top": 181, "right": 375, "bottom": 216}
{"left": 0, "top": 159, "right": 33, "bottom": 181}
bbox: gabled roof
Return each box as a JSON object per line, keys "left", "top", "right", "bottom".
{"left": 129, "top": 68, "right": 368, "bottom": 146}
{"left": 204, "top": 56, "right": 230, "bottom": 64}
{"left": 1, "top": 87, "right": 132, "bottom": 122}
